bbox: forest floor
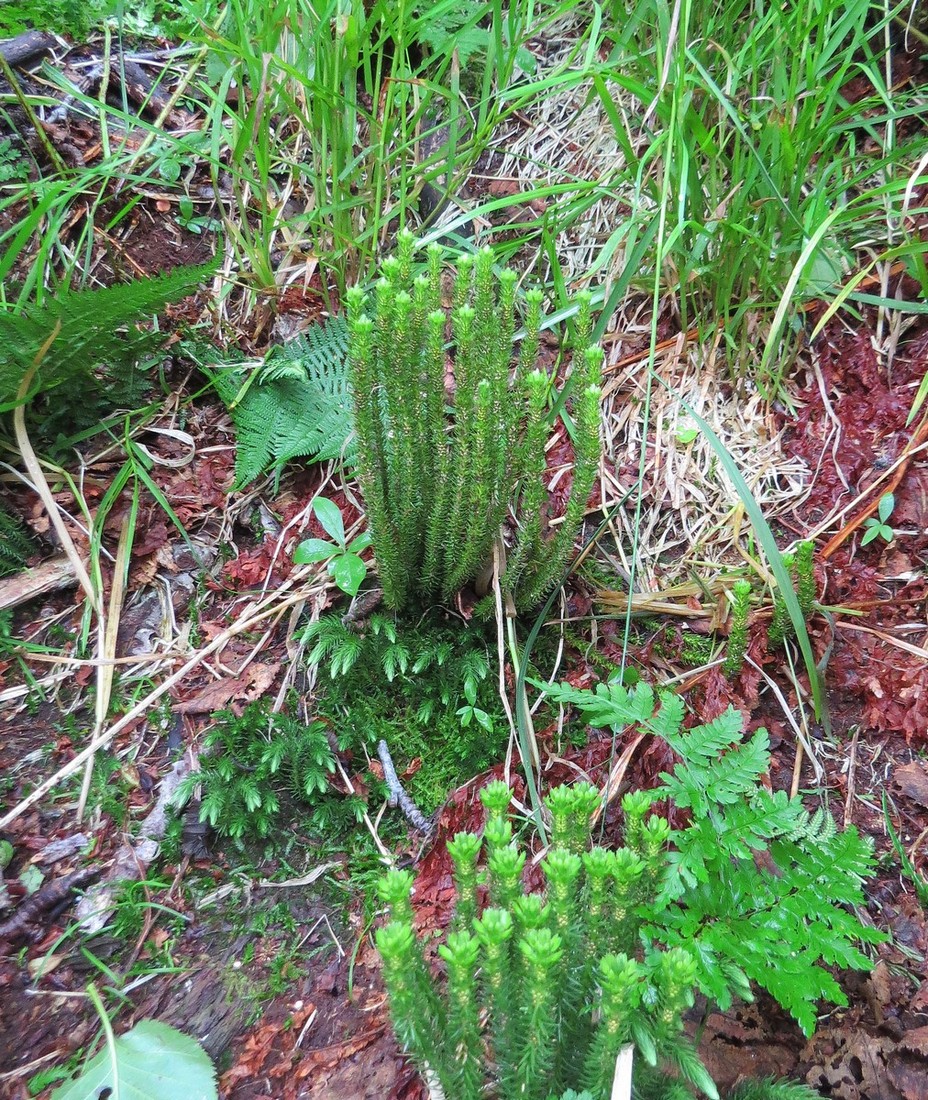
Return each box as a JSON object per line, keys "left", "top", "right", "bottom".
{"left": 2, "top": 16, "right": 928, "bottom": 1100}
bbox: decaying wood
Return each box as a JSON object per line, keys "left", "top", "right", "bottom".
{"left": 0, "top": 868, "right": 97, "bottom": 943}
{"left": 133, "top": 935, "right": 256, "bottom": 1059}
{"left": 75, "top": 757, "right": 191, "bottom": 935}
{"left": 0, "top": 31, "right": 56, "bottom": 67}
{"left": 0, "top": 555, "right": 78, "bottom": 612}
{"left": 377, "top": 739, "right": 434, "bottom": 836}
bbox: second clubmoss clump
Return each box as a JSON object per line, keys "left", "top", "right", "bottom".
{"left": 346, "top": 231, "right": 602, "bottom": 612}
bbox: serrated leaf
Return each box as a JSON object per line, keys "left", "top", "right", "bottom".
{"left": 313, "top": 498, "right": 345, "bottom": 546}
{"left": 51, "top": 1020, "right": 217, "bottom": 1100}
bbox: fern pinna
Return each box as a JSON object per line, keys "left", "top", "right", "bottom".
{"left": 541, "top": 678, "right": 885, "bottom": 1037}
{"left": 347, "top": 230, "right": 603, "bottom": 612}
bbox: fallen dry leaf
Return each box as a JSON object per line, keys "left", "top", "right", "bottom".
{"left": 174, "top": 662, "right": 280, "bottom": 714}
{"left": 893, "top": 762, "right": 928, "bottom": 809}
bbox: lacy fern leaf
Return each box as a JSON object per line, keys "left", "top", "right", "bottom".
{"left": 660, "top": 725, "right": 771, "bottom": 814}
{"left": 208, "top": 316, "right": 352, "bottom": 490}
{"left": 0, "top": 502, "right": 34, "bottom": 577}
{"left": 655, "top": 703, "right": 742, "bottom": 763}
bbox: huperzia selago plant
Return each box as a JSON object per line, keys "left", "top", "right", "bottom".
{"left": 346, "top": 230, "right": 603, "bottom": 613}
{"left": 768, "top": 540, "right": 817, "bottom": 649}
{"left": 377, "top": 684, "right": 884, "bottom": 1099}
{"left": 376, "top": 781, "right": 718, "bottom": 1100}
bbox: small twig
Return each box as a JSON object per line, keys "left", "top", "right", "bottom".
{"left": 377, "top": 740, "right": 434, "bottom": 836}
{"left": 14, "top": 351, "right": 97, "bottom": 609}
{"left": 591, "top": 732, "right": 647, "bottom": 829}
{"left": 745, "top": 655, "right": 824, "bottom": 781}
{"left": 324, "top": 729, "right": 393, "bottom": 861}
{"left": 844, "top": 726, "right": 860, "bottom": 829}
{"left": 77, "top": 513, "right": 132, "bottom": 821}
{"left": 0, "top": 1050, "right": 60, "bottom": 1083}
{"left": 0, "top": 580, "right": 324, "bottom": 829}
{"left": 790, "top": 735, "right": 805, "bottom": 800}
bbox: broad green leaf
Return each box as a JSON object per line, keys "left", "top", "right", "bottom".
{"left": 473, "top": 708, "right": 494, "bottom": 733}
{"left": 878, "top": 492, "right": 895, "bottom": 523}
{"left": 313, "top": 497, "right": 345, "bottom": 547}
{"left": 52, "top": 1020, "right": 217, "bottom": 1100}
{"left": 349, "top": 531, "right": 373, "bottom": 552}
{"left": 293, "top": 538, "right": 335, "bottom": 564}
{"left": 330, "top": 552, "right": 366, "bottom": 596}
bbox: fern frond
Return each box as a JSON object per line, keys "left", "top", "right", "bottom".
{"left": 0, "top": 263, "right": 213, "bottom": 411}
{"left": 654, "top": 703, "right": 742, "bottom": 762}
{"left": 660, "top": 728, "right": 770, "bottom": 815}
{"left": 207, "top": 315, "right": 353, "bottom": 490}
{"left": 539, "top": 679, "right": 660, "bottom": 732}
{"left": 0, "top": 502, "right": 34, "bottom": 577}
{"left": 785, "top": 807, "right": 837, "bottom": 846}
{"left": 259, "top": 352, "right": 308, "bottom": 384}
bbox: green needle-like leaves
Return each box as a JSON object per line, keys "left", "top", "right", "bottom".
{"left": 347, "top": 232, "right": 603, "bottom": 612}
